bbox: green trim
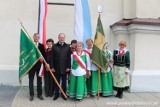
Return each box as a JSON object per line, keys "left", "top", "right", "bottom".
{"left": 19, "top": 57, "right": 40, "bottom": 83}
{"left": 19, "top": 28, "right": 42, "bottom": 84}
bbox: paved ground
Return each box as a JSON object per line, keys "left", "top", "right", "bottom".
{"left": 0, "top": 85, "right": 19, "bottom": 107}
{"left": 0, "top": 85, "right": 160, "bottom": 107}
{"left": 11, "top": 87, "right": 160, "bottom": 107}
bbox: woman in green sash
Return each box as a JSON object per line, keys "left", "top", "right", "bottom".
{"left": 67, "top": 42, "right": 91, "bottom": 101}
{"left": 101, "top": 47, "right": 114, "bottom": 96}
{"left": 113, "top": 40, "right": 130, "bottom": 99}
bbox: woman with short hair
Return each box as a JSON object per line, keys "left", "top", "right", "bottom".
{"left": 67, "top": 42, "right": 91, "bottom": 101}
{"left": 113, "top": 40, "right": 130, "bottom": 99}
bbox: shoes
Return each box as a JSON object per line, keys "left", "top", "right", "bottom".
{"left": 115, "top": 93, "right": 119, "bottom": 97}
{"left": 90, "top": 95, "right": 95, "bottom": 97}
{"left": 76, "top": 99, "right": 82, "bottom": 102}
{"left": 119, "top": 95, "right": 123, "bottom": 99}
{"left": 115, "top": 94, "right": 119, "bottom": 97}
{"left": 29, "top": 96, "right": 33, "bottom": 101}
{"left": 38, "top": 95, "right": 44, "bottom": 100}
{"left": 119, "top": 92, "right": 123, "bottom": 99}
{"left": 62, "top": 95, "right": 67, "bottom": 100}
{"left": 86, "top": 94, "right": 90, "bottom": 98}
{"left": 115, "top": 88, "right": 121, "bottom": 98}
{"left": 53, "top": 96, "right": 59, "bottom": 100}
{"left": 45, "top": 94, "right": 49, "bottom": 97}
{"left": 49, "top": 94, "right": 53, "bottom": 97}
{"left": 118, "top": 88, "right": 123, "bottom": 99}
{"left": 49, "top": 92, "right": 54, "bottom": 97}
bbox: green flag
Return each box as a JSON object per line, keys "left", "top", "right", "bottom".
{"left": 19, "top": 28, "right": 41, "bottom": 83}
{"left": 91, "top": 15, "right": 109, "bottom": 71}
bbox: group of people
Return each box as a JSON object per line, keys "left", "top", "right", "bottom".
{"left": 28, "top": 33, "right": 130, "bottom": 102}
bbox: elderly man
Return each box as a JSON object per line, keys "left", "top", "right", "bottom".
{"left": 28, "top": 33, "right": 46, "bottom": 101}
{"left": 50, "top": 33, "right": 71, "bottom": 100}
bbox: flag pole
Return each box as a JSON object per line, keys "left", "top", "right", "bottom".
{"left": 97, "top": 67, "right": 101, "bottom": 100}
{"left": 97, "top": 14, "right": 101, "bottom": 100}
{"left": 97, "top": 5, "right": 103, "bottom": 100}
{"left": 18, "top": 20, "right": 67, "bottom": 99}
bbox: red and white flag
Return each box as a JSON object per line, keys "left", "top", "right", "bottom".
{"left": 38, "top": 0, "right": 48, "bottom": 77}
{"left": 39, "top": 0, "right": 48, "bottom": 47}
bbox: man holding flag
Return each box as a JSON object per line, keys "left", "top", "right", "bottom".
{"left": 28, "top": 33, "right": 46, "bottom": 101}
{"left": 19, "top": 28, "right": 49, "bottom": 101}
{"left": 28, "top": 0, "right": 48, "bottom": 101}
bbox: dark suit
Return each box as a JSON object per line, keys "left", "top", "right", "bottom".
{"left": 28, "top": 43, "right": 46, "bottom": 97}
{"left": 50, "top": 42, "right": 71, "bottom": 97}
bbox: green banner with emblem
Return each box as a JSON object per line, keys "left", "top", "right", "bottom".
{"left": 91, "top": 15, "right": 109, "bottom": 72}
{"left": 19, "top": 29, "right": 41, "bottom": 83}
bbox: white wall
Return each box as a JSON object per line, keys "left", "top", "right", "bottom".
{"left": 123, "top": 0, "right": 136, "bottom": 19}
{"left": 134, "top": 32, "right": 160, "bottom": 70}
{"left": 111, "top": 24, "right": 160, "bottom": 92}
{"left": 123, "top": 0, "right": 160, "bottom": 19}
{"left": 130, "top": 25, "right": 160, "bottom": 92}
{"left": 0, "top": 0, "right": 39, "bottom": 86}
{"left": 0, "top": 0, "right": 123, "bottom": 86}
{"left": 46, "top": 0, "right": 74, "bottom": 43}
{"left": 0, "top": 0, "right": 38, "bottom": 66}
{"left": 136, "top": 0, "right": 160, "bottom": 18}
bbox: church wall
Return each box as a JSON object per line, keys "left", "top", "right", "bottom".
{"left": 123, "top": 0, "right": 136, "bottom": 19}
{"left": 136, "top": 0, "right": 160, "bottom": 18}
{"left": 0, "top": 0, "right": 123, "bottom": 85}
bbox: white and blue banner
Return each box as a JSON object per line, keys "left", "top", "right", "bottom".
{"left": 74, "top": 0, "right": 92, "bottom": 47}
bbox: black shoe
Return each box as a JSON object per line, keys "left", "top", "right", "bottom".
{"left": 119, "top": 90, "right": 123, "bottom": 99}
{"left": 45, "top": 94, "right": 49, "bottom": 97}
{"left": 115, "top": 94, "right": 119, "bottom": 97}
{"left": 76, "top": 99, "right": 82, "bottom": 102}
{"left": 62, "top": 95, "right": 67, "bottom": 100}
{"left": 119, "top": 94, "right": 123, "bottom": 99}
{"left": 29, "top": 96, "right": 34, "bottom": 101}
{"left": 53, "top": 96, "right": 59, "bottom": 100}
{"left": 38, "top": 95, "right": 44, "bottom": 100}
{"left": 49, "top": 94, "right": 53, "bottom": 97}
{"left": 115, "top": 89, "right": 120, "bottom": 97}
{"left": 90, "top": 95, "right": 95, "bottom": 97}
{"left": 119, "top": 93, "right": 123, "bottom": 99}
{"left": 115, "top": 92, "right": 119, "bottom": 97}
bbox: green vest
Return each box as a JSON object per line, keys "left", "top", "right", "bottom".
{"left": 72, "top": 55, "right": 86, "bottom": 70}
{"left": 113, "top": 50, "right": 130, "bottom": 67}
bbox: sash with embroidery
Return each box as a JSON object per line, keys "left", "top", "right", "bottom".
{"left": 72, "top": 52, "right": 86, "bottom": 70}
{"left": 83, "top": 49, "right": 92, "bottom": 56}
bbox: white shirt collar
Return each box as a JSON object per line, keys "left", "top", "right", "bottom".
{"left": 35, "top": 42, "right": 39, "bottom": 47}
